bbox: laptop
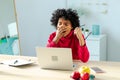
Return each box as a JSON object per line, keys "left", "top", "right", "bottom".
{"left": 36, "top": 47, "right": 74, "bottom": 70}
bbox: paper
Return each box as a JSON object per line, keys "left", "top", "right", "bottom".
{"left": 0, "top": 59, "right": 34, "bottom": 66}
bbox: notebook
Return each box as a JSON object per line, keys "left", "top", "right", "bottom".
{"left": 36, "top": 47, "right": 74, "bottom": 70}
{"left": 90, "top": 67, "right": 105, "bottom": 73}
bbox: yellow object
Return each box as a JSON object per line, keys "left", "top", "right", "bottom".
{"left": 79, "top": 66, "right": 90, "bottom": 74}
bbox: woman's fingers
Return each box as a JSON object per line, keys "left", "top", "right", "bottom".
{"left": 74, "top": 27, "right": 85, "bottom": 46}
{"left": 59, "top": 27, "right": 67, "bottom": 33}
{"left": 56, "top": 27, "right": 66, "bottom": 38}
{"left": 74, "top": 27, "right": 82, "bottom": 37}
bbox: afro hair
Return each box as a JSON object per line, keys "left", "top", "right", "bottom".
{"left": 50, "top": 8, "right": 80, "bottom": 29}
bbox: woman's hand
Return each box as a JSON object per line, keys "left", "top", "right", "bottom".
{"left": 53, "top": 26, "right": 67, "bottom": 44}
{"left": 74, "top": 27, "right": 85, "bottom": 46}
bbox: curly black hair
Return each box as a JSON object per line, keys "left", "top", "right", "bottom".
{"left": 50, "top": 8, "right": 80, "bottom": 29}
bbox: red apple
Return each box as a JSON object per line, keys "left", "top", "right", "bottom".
{"left": 81, "top": 72, "right": 89, "bottom": 80}
{"left": 70, "top": 71, "right": 80, "bottom": 80}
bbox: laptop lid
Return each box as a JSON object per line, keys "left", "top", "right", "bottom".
{"left": 36, "top": 47, "right": 73, "bottom": 70}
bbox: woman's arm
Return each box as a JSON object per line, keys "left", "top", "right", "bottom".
{"left": 74, "top": 27, "right": 85, "bottom": 46}
{"left": 78, "top": 45, "right": 90, "bottom": 63}
{"left": 46, "top": 32, "right": 58, "bottom": 47}
{"left": 74, "top": 27, "right": 90, "bottom": 62}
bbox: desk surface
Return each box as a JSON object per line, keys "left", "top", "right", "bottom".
{"left": 0, "top": 55, "right": 120, "bottom": 80}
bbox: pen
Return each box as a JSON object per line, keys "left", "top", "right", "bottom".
{"left": 85, "top": 32, "right": 92, "bottom": 40}
{"left": 14, "top": 60, "right": 18, "bottom": 64}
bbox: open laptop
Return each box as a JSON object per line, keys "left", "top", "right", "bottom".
{"left": 36, "top": 47, "right": 74, "bottom": 70}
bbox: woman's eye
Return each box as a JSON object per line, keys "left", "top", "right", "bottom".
{"left": 58, "top": 22, "right": 62, "bottom": 25}
{"left": 65, "top": 23, "right": 68, "bottom": 26}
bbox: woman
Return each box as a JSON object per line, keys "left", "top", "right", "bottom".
{"left": 46, "top": 8, "right": 89, "bottom": 63}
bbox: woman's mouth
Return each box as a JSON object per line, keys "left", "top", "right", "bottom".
{"left": 63, "top": 31, "right": 66, "bottom": 33}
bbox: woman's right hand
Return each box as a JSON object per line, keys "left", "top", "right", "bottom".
{"left": 53, "top": 26, "right": 66, "bottom": 44}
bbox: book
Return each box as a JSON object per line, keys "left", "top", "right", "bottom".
{"left": 90, "top": 67, "right": 105, "bottom": 73}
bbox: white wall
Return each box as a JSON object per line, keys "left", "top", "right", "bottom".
{"left": 106, "top": 0, "right": 120, "bottom": 61}
{"left": 67, "top": 0, "right": 120, "bottom": 61}
{"left": 15, "top": 0, "right": 66, "bottom": 56}
{"left": 15, "top": 0, "right": 120, "bottom": 61}
{"left": 0, "top": 0, "right": 15, "bottom": 38}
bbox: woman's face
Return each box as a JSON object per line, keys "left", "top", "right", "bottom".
{"left": 57, "top": 18, "right": 73, "bottom": 37}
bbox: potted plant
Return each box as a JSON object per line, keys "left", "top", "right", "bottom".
{"left": 85, "top": 29, "right": 89, "bottom": 37}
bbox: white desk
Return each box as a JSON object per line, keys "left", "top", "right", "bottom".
{"left": 0, "top": 55, "right": 120, "bottom": 80}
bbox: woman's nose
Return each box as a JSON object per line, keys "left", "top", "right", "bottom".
{"left": 61, "top": 24, "right": 65, "bottom": 27}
